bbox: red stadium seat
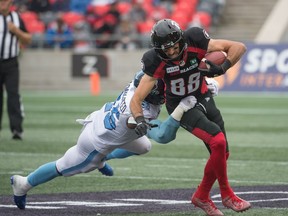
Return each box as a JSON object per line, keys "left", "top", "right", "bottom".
{"left": 26, "top": 20, "right": 45, "bottom": 34}
{"left": 192, "top": 11, "right": 212, "bottom": 31}
{"left": 174, "top": 1, "right": 196, "bottom": 16}
{"left": 20, "top": 11, "right": 38, "bottom": 23}
{"left": 61, "top": 12, "right": 84, "bottom": 28}
{"left": 170, "top": 12, "right": 190, "bottom": 29}
{"left": 132, "top": 0, "right": 153, "bottom": 4}
{"left": 93, "top": 4, "right": 110, "bottom": 17}
{"left": 177, "top": 0, "right": 198, "bottom": 4}
{"left": 136, "top": 19, "right": 154, "bottom": 34}
{"left": 147, "top": 6, "right": 168, "bottom": 21}
{"left": 117, "top": 2, "right": 131, "bottom": 14}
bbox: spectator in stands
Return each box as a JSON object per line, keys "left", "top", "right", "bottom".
{"left": 107, "top": 1, "right": 120, "bottom": 24}
{"left": 92, "top": 2, "right": 120, "bottom": 48}
{"left": 157, "top": 0, "right": 174, "bottom": 13}
{"left": 213, "top": 0, "right": 226, "bottom": 25}
{"left": 44, "top": 13, "right": 73, "bottom": 49}
{"left": 70, "top": 0, "right": 91, "bottom": 14}
{"left": 28, "top": 0, "right": 51, "bottom": 14}
{"left": 93, "top": 13, "right": 117, "bottom": 48}
{"left": 197, "top": 0, "right": 226, "bottom": 25}
{"left": 73, "top": 21, "right": 94, "bottom": 53}
{"left": 13, "top": 0, "right": 30, "bottom": 10}
{"left": 114, "top": 14, "right": 139, "bottom": 50}
{"left": 128, "top": 0, "right": 146, "bottom": 23}
{"left": 50, "top": 0, "right": 71, "bottom": 12}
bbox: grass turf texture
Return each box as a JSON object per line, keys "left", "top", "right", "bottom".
{"left": 0, "top": 91, "right": 288, "bottom": 216}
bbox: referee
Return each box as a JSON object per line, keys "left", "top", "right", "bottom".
{"left": 0, "top": 0, "right": 31, "bottom": 140}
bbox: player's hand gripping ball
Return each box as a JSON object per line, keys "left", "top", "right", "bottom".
{"left": 198, "top": 51, "right": 230, "bottom": 77}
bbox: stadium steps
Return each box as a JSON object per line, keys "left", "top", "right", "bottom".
{"left": 212, "top": 0, "right": 277, "bottom": 42}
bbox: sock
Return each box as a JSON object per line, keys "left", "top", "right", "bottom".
{"left": 208, "top": 133, "right": 233, "bottom": 198}
{"left": 196, "top": 158, "right": 217, "bottom": 200}
{"left": 197, "top": 151, "right": 230, "bottom": 200}
{"left": 12, "top": 176, "right": 33, "bottom": 196}
{"left": 27, "top": 161, "right": 60, "bottom": 187}
{"left": 105, "top": 148, "right": 138, "bottom": 161}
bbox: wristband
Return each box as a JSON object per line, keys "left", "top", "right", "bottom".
{"left": 135, "top": 116, "right": 145, "bottom": 124}
{"left": 170, "top": 106, "right": 184, "bottom": 122}
{"left": 221, "top": 59, "right": 232, "bottom": 72}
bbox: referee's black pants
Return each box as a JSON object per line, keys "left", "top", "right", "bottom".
{"left": 0, "top": 57, "right": 24, "bottom": 134}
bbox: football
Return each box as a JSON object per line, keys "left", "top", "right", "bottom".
{"left": 199, "top": 51, "right": 227, "bottom": 70}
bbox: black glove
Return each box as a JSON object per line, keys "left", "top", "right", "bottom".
{"left": 199, "top": 59, "right": 232, "bottom": 77}
{"left": 134, "top": 116, "right": 151, "bottom": 136}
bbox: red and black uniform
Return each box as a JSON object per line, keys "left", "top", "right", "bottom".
{"left": 142, "top": 27, "right": 232, "bottom": 199}
{"left": 142, "top": 27, "right": 228, "bottom": 151}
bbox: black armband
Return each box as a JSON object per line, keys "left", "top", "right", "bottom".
{"left": 221, "top": 59, "right": 232, "bottom": 72}
{"left": 135, "top": 116, "right": 145, "bottom": 124}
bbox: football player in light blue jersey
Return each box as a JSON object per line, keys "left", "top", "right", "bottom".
{"left": 10, "top": 71, "right": 219, "bottom": 210}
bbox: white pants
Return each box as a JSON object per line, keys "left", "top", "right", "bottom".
{"left": 56, "top": 120, "right": 151, "bottom": 176}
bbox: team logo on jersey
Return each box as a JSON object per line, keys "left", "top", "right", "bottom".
{"left": 190, "top": 59, "right": 197, "bottom": 65}
{"left": 189, "top": 58, "right": 198, "bottom": 69}
{"left": 166, "top": 66, "right": 180, "bottom": 74}
{"left": 179, "top": 60, "right": 185, "bottom": 66}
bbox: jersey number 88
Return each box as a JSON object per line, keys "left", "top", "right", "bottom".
{"left": 170, "top": 73, "right": 200, "bottom": 96}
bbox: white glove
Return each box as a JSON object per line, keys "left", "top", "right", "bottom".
{"left": 206, "top": 78, "right": 219, "bottom": 97}
{"left": 179, "top": 96, "right": 197, "bottom": 112}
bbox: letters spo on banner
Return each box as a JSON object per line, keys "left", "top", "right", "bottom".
{"left": 215, "top": 44, "right": 288, "bottom": 92}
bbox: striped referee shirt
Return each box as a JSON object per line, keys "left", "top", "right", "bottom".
{"left": 0, "top": 11, "right": 26, "bottom": 60}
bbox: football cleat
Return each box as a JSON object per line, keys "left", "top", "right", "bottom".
{"left": 11, "top": 175, "right": 30, "bottom": 210}
{"left": 98, "top": 163, "right": 114, "bottom": 176}
{"left": 13, "top": 194, "right": 27, "bottom": 210}
{"left": 191, "top": 193, "right": 224, "bottom": 216}
{"left": 222, "top": 194, "right": 251, "bottom": 212}
{"left": 12, "top": 130, "right": 22, "bottom": 140}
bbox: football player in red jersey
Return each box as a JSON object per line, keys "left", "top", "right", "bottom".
{"left": 130, "top": 19, "right": 251, "bottom": 216}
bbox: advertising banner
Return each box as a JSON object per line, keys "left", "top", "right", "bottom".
{"left": 72, "top": 54, "right": 109, "bottom": 77}
{"left": 215, "top": 44, "right": 288, "bottom": 92}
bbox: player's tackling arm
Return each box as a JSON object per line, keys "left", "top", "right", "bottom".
{"left": 130, "top": 74, "right": 157, "bottom": 136}
{"left": 147, "top": 96, "right": 197, "bottom": 144}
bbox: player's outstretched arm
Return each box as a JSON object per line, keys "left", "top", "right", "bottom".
{"left": 147, "top": 96, "right": 197, "bottom": 144}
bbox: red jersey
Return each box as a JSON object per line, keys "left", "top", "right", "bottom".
{"left": 141, "top": 27, "right": 210, "bottom": 107}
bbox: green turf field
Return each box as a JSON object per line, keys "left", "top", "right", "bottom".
{"left": 1, "top": 91, "right": 288, "bottom": 215}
